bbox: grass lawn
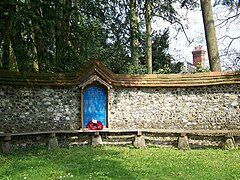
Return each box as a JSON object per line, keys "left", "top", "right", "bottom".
{"left": 0, "top": 146, "right": 239, "bottom": 180}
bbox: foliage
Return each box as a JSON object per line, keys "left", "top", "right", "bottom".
{"left": 194, "top": 65, "right": 211, "bottom": 73}
{"left": 0, "top": 0, "right": 126, "bottom": 73}
{"left": 126, "top": 63, "right": 148, "bottom": 74}
{"left": 0, "top": 0, "right": 199, "bottom": 74}
{"left": 0, "top": 146, "right": 240, "bottom": 179}
{"left": 152, "top": 29, "right": 183, "bottom": 74}
{"left": 154, "top": 62, "right": 183, "bottom": 74}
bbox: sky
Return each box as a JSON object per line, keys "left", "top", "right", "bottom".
{"left": 153, "top": 4, "right": 240, "bottom": 70}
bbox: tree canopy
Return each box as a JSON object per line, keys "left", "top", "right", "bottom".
{"left": 0, "top": 0, "right": 194, "bottom": 74}
{"left": 1, "top": 0, "right": 236, "bottom": 74}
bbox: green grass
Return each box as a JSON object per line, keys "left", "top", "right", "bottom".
{"left": 0, "top": 146, "right": 239, "bottom": 180}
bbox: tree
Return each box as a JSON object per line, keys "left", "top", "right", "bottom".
{"left": 31, "top": 0, "right": 49, "bottom": 72}
{"left": 0, "top": 1, "right": 12, "bottom": 70}
{"left": 10, "top": 1, "right": 34, "bottom": 72}
{"left": 129, "top": 0, "right": 140, "bottom": 67}
{"left": 152, "top": 29, "right": 182, "bottom": 74}
{"left": 0, "top": 0, "right": 114, "bottom": 73}
{"left": 126, "top": 0, "right": 183, "bottom": 74}
{"left": 200, "top": 0, "right": 221, "bottom": 71}
{"left": 145, "top": 0, "right": 152, "bottom": 74}
{"left": 0, "top": 0, "right": 187, "bottom": 74}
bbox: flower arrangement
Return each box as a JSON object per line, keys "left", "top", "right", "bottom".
{"left": 87, "top": 119, "right": 104, "bottom": 130}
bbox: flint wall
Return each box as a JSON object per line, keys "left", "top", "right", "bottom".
{"left": 0, "top": 61, "right": 239, "bottom": 133}
{"left": 109, "top": 85, "right": 240, "bottom": 130}
{"left": 1, "top": 83, "right": 239, "bottom": 133}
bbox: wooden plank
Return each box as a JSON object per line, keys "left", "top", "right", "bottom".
{"left": 0, "top": 129, "right": 239, "bottom": 137}
{"left": 107, "top": 135, "right": 135, "bottom": 139}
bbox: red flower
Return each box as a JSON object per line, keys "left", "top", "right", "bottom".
{"left": 87, "top": 120, "right": 104, "bottom": 130}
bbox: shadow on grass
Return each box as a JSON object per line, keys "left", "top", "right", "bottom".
{"left": 0, "top": 145, "right": 136, "bottom": 179}
{"left": 2, "top": 145, "right": 239, "bottom": 179}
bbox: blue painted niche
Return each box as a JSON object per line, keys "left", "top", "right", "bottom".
{"left": 83, "top": 85, "right": 107, "bottom": 127}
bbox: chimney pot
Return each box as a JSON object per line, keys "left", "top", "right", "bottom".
{"left": 192, "top": 45, "right": 206, "bottom": 68}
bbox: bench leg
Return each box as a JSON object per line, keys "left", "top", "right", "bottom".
{"left": 178, "top": 133, "right": 190, "bottom": 150}
{"left": 134, "top": 133, "right": 146, "bottom": 148}
{"left": 47, "top": 133, "right": 58, "bottom": 149}
{"left": 91, "top": 134, "right": 103, "bottom": 147}
{"left": 0, "top": 136, "right": 12, "bottom": 153}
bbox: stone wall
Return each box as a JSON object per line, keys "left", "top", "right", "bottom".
{"left": 1, "top": 61, "right": 240, "bottom": 134}
{"left": 0, "top": 86, "right": 81, "bottom": 133}
{"left": 1, "top": 62, "right": 240, "bottom": 150}
{"left": 109, "top": 84, "right": 240, "bottom": 130}
{"left": 1, "top": 81, "right": 240, "bottom": 133}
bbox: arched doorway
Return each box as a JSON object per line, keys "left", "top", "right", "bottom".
{"left": 83, "top": 84, "right": 107, "bottom": 127}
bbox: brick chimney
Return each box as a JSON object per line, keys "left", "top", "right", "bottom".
{"left": 192, "top": 45, "right": 206, "bottom": 68}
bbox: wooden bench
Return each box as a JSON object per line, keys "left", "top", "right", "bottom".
{"left": 1, "top": 129, "right": 239, "bottom": 153}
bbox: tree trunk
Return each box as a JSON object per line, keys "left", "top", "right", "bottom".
{"left": 130, "top": 0, "right": 139, "bottom": 66}
{"left": 10, "top": 28, "right": 29, "bottom": 72}
{"left": 200, "top": 0, "right": 221, "bottom": 72}
{"left": 32, "top": 5, "right": 47, "bottom": 73}
{"left": 34, "top": 25, "right": 46, "bottom": 73}
{"left": 9, "top": 4, "right": 30, "bottom": 72}
{"left": 55, "top": 0, "right": 72, "bottom": 72}
{"left": 55, "top": 1, "right": 65, "bottom": 72}
{"left": 1, "top": 2, "right": 13, "bottom": 70}
{"left": 145, "top": 0, "right": 152, "bottom": 74}
{"left": 2, "top": 32, "right": 10, "bottom": 70}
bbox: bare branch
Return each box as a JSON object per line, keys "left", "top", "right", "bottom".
{"left": 155, "top": 14, "right": 193, "bottom": 44}
{"left": 216, "top": 12, "right": 240, "bottom": 27}
{"left": 218, "top": 35, "right": 240, "bottom": 55}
